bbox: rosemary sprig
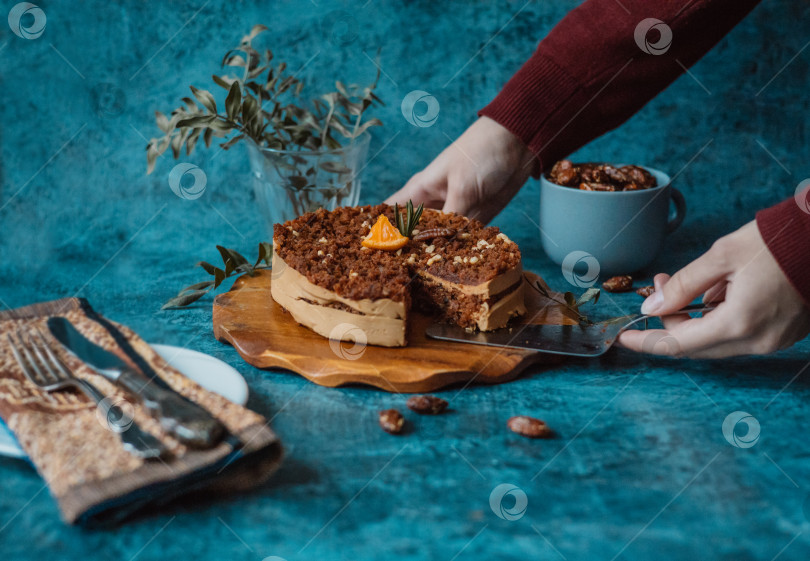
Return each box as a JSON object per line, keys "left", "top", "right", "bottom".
{"left": 394, "top": 200, "right": 424, "bottom": 238}
{"left": 527, "top": 275, "right": 600, "bottom": 324}
{"left": 162, "top": 243, "right": 272, "bottom": 309}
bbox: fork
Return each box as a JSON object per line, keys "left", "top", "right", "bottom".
{"left": 7, "top": 329, "right": 167, "bottom": 459}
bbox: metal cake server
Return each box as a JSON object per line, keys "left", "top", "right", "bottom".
{"left": 47, "top": 317, "right": 224, "bottom": 448}
{"left": 426, "top": 303, "right": 716, "bottom": 357}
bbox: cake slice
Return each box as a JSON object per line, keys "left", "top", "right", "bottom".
{"left": 271, "top": 204, "right": 525, "bottom": 347}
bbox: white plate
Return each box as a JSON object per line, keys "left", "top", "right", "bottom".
{"left": 0, "top": 344, "right": 249, "bottom": 459}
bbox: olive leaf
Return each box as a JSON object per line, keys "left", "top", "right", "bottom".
{"left": 163, "top": 243, "right": 273, "bottom": 309}
{"left": 225, "top": 81, "right": 241, "bottom": 121}
{"left": 563, "top": 292, "right": 577, "bottom": 309}
{"left": 176, "top": 115, "right": 216, "bottom": 128}
{"left": 197, "top": 261, "right": 224, "bottom": 276}
{"left": 161, "top": 289, "right": 212, "bottom": 309}
{"left": 220, "top": 134, "right": 245, "bottom": 150}
{"left": 576, "top": 287, "right": 601, "bottom": 307}
{"left": 255, "top": 241, "right": 273, "bottom": 266}
{"left": 215, "top": 245, "right": 251, "bottom": 277}
{"left": 146, "top": 26, "right": 384, "bottom": 176}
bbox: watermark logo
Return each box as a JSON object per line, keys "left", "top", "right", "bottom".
{"left": 489, "top": 483, "right": 528, "bottom": 521}
{"left": 168, "top": 163, "right": 207, "bottom": 200}
{"left": 324, "top": 10, "right": 358, "bottom": 46}
{"left": 91, "top": 82, "right": 127, "bottom": 118}
{"left": 634, "top": 18, "right": 672, "bottom": 55}
{"left": 561, "top": 250, "right": 600, "bottom": 288}
{"left": 401, "top": 90, "right": 440, "bottom": 128}
{"left": 8, "top": 2, "right": 46, "bottom": 39}
{"left": 95, "top": 396, "right": 135, "bottom": 433}
{"left": 722, "top": 411, "right": 760, "bottom": 449}
{"left": 640, "top": 331, "right": 682, "bottom": 356}
{"left": 328, "top": 323, "right": 367, "bottom": 360}
{"left": 794, "top": 179, "right": 810, "bottom": 215}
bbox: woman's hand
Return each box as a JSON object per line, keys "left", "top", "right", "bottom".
{"left": 385, "top": 116, "right": 535, "bottom": 223}
{"left": 618, "top": 221, "right": 810, "bottom": 358}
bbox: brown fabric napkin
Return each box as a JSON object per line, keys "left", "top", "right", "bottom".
{"left": 0, "top": 298, "right": 282, "bottom": 526}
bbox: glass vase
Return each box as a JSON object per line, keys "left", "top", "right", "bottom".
{"left": 246, "top": 134, "right": 370, "bottom": 238}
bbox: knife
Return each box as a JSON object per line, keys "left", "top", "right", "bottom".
{"left": 47, "top": 317, "right": 224, "bottom": 448}
{"left": 426, "top": 303, "right": 716, "bottom": 357}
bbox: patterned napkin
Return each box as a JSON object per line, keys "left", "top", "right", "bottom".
{"left": 0, "top": 298, "right": 282, "bottom": 526}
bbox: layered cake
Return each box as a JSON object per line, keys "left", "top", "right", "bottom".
{"left": 271, "top": 204, "right": 525, "bottom": 347}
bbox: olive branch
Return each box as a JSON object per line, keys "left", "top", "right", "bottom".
{"left": 146, "top": 24, "right": 383, "bottom": 174}
{"left": 526, "top": 275, "right": 601, "bottom": 325}
{"left": 162, "top": 243, "right": 272, "bottom": 309}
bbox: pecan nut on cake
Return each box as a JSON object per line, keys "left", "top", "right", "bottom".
{"left": 271, "top": 204, "right": 526, "bottom": 347}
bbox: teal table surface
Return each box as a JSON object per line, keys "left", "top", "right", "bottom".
{"left": 1, "top": 1, "right": 809, "bottom": 560}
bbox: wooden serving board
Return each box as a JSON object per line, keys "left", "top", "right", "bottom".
{"left": 213, "top": 270, "right": 578, "bottom": 393}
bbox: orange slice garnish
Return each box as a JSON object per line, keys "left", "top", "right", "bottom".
{"left": 362, "top": 215, "right": 409, "bottom": 251}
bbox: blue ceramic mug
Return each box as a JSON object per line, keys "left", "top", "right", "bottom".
{"left": 538, "top": 166, "right": 685, "bottom": 276}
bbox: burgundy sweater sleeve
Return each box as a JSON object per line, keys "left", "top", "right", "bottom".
{"left": 479, "top": 0, "right": 761, "bottom": 176}
{"left": 756, "top": 198, "right": 810, "bottom": 306}
{"left": 481, "top": 0, "right": 810, "bottom": 306}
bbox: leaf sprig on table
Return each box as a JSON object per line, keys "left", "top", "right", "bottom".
{"left": 527, "top": 276, "right": 600, "bottom": 325}
{"left": 162, "top": 243, "right": 272, "bottom": 309}
{"left": 146, "top": 24, "right": 383, "bottom": 174}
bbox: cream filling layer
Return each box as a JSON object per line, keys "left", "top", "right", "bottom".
{"left": 270, "top": 252, "right": 407, "bottom": 347}
{"left": 418, "top": 263, "right": 523, "bottom": 297}
{"left": 473, "top": 280, "right": 526, "bottom": 331}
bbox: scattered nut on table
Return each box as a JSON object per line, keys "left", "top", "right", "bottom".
{"left": 602, "top": 275, "right": 633, "bottom": 293}
{"left": 379, "top": 409, "right": 405, "bottom": 434}
{"left": 507, "top": 416, "right": 553, "bottom": 439}
{"left": 406, "top": 395, "right": 448, "bottom": 415}
{"left": 636, "top": 285, "right": 655, "bottom": 298}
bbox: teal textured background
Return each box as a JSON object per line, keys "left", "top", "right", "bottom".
{"left": 1, "top": 1, "right": 809, "bottom": 560}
